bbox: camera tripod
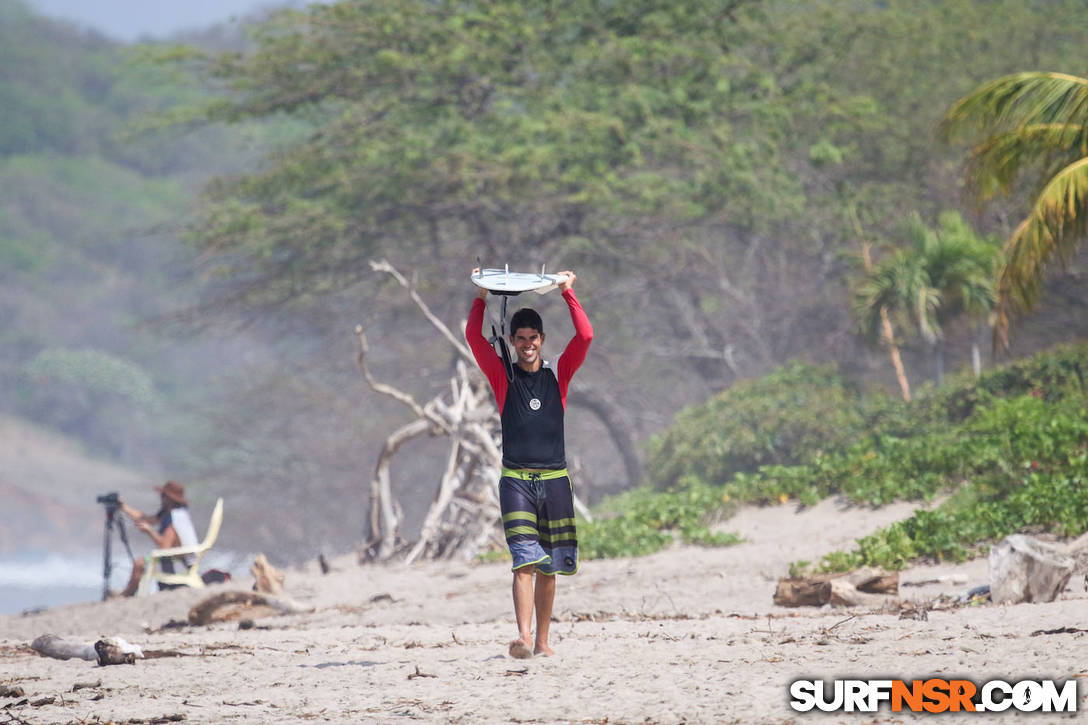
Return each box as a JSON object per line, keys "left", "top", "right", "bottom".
{"left": 101, "top": 504, "right": 135, "bottom": 601}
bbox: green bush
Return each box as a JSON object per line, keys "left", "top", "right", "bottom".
{"left": 648, "top": 362, "right": 869, "bottom": 490}
{"left": 19, "top": 347, "right": 159, "bottom": 458}
{"left": 815, "top": 395, "right": 1088, "bottom": 571}
{"left": 580, "top": 483, "right": 742, "bottom": 560}
{"left": 642, "top": 343, "right": 1088, "bottom": 572}
{"left": 23, "top": 347, "right": 156, "bottom": 406}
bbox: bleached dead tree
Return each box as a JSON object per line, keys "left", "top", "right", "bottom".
{"left": 356, "top": 259, "right": 603, "bottom": 565}
{"left": 355, "top": 261, "right": 503, "bottom": 564}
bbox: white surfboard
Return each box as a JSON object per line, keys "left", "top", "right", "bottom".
{"left": 471, "top": 267, "right": 568, "bottom": 295}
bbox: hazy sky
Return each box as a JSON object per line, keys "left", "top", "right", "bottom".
{"left": 26, "top": 0, "right": 286, "bottom": 41}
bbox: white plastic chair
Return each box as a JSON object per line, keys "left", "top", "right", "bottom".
{"left": 137, "top": 498, "right": 224, "bottom": 596}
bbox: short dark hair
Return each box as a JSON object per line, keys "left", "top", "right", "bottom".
{"left": 510, "top": 307, "right": 543, "bottom": 335}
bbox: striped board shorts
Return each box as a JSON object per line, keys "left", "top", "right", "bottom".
{"left": 499, "top": 468, "right": 578, "bottom": 576}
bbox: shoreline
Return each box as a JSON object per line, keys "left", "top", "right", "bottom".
{"left": 0, "top": 549, "right": 251, "bottom": 617}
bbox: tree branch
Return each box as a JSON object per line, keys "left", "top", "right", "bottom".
{"left": 369, "top": 259, "right": 474, "bottom": 362}
{"left": 355, "top": 324, "right": 426, "bottom": 418}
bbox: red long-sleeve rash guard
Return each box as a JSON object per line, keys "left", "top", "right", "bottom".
{"left": 466, "top": 289, "right": 593, "bottom": 469}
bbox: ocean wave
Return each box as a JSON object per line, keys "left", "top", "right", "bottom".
{"left": 0, "top": 553, "right": 105, "bottom": 588}
{"left": 0, "top": 549, "right": 245, "bottom": 590}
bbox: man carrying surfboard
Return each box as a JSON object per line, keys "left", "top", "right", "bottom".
{"left": 466, "top": 267, "right": 593, "bottom": 658}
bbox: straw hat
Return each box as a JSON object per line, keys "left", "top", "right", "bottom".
{"left": 154, "top": 480, "right": 188, "bottom": 506}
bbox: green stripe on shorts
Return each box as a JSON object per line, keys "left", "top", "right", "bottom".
{"left": 541, "top": 516, "right": 576, "bottom": 530}
{"left": 502, "top": 510, "right": 537, "bottom": 524}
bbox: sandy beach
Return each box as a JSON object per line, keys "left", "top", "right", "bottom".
{"left": 2, "top": 497, "right": 1086, "bottom": 724}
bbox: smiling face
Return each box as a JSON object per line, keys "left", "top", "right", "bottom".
{"left": 511, "top": 327, "right": 545, "bottom": 371}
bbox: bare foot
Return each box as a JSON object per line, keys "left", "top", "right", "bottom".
{"left": 534, "top": 644, "right": 555, "bottom": 657}
{"left": 508, "top": 638, "right": 533, "bottom": 659}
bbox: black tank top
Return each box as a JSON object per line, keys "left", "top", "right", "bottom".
{"left": 500, "top": 361, "right": 565, "bottom": 469}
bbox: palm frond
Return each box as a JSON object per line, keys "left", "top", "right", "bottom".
{"left": 852, "top": 264, "right": 900, "bottom": 340}
{"left": 856, "top": 212, "right": 1001, "bottom": 348}
{"left": 965, "top": 123, "right": 1088, "bottom": 202}
{"left": 994, "top": 156, "right": 1088, "bottom": 345}
{"left": 910, "top": 276, "right": 941, "bottom": 344}
{"left": 902, "top": 212, "right": 930, "bottom": 248}
{"left": 939, "top": 72, "right": 1088, "bottom": 143}
{"left": 911, "top": 211, "right": 999, "bottom": 328}
{"left": 957, "top": 279, "right": 997, "bottom": 317}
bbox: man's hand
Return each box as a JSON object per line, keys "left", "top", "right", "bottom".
{"left": 558, "top": 270, "right": 576, "bottom": 292}
{"left": 471, "top": 267, "right": 488, "bottom": 298}
{"left": 136, "top": 520, "right": 151, "bottom": 534}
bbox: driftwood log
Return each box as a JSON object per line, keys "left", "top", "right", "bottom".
{"left": 94, "top": 638, "right": 141, "bottom": 666}
{"left": 30, "top": 634, "right": 96, "bottom": 661}
{"left": 357, "top": 259, "right": 613, "bottom": 566}
{"left": 774, "top": 567, "right": 898, "bottom": 608}
{"left": 773, "top": 578, "right": 831, "bottom": 607}
{"left": 30, "top": 634, "right": 146, "bottom": 665}
{"left": 251, "top": 553, "right": 285, "bottom": 595}
{"left": 188, "top": 591, "right": 314, "bottom": 626}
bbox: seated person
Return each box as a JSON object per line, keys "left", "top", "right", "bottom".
{"left": 117, "top": 480, "right": 199, "bottom": 596}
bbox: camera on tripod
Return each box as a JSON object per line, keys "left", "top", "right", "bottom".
{"left": 95, "top": 491, "right": 132, "bottom": 600}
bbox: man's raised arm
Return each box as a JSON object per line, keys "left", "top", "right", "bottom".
{"left": 556, "top": 270, "right": 592, "bottom": 385}
{"left": 466, "top": 268, "right": 508, "bottom": 404}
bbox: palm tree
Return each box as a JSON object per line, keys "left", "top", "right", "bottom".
{"left": 852, "top": 250, "right": 922, "bottom": 401}
{"left": 850, "top": 205, "right": 914, "bottom": 401}
{"left": 940, "top": 72, "right": 1088, "bottom": 349}
{"left": 854, "top": 212, "right": 998, "bottom": 387}
{"left": 904, "top": 212, "right": 1000, "bottom": 383}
